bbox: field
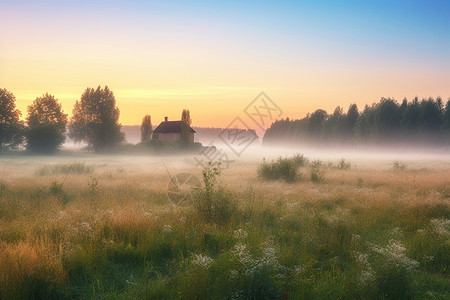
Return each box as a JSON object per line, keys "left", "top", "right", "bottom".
{"left": 0, "top": 149, "right": 449, "bottom": 299}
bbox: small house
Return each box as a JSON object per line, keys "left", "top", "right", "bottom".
{"left": 153, "top": 117, "right": 196, "bottom": 142}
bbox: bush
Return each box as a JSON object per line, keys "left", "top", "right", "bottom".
{"left": 329, "top": 158, "right": 351, "bottom": 170}
{"left": 392, "top": 160, "right": 407, "bottom": 171}
{"left": 257, "top": 154, "right": 306, "bottom": 182}
{"left": 49, "top": 181, "right": 71, "bottom": 205}
{"left": 193, "top": 162, "right": 238, "bottom": 225}
{"left": 36, "top": 162, "right": 94, "bottom": 176}
{"left": 310, "top": 159, "right": 327, "bottom": 182}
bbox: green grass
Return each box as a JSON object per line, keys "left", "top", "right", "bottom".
{"left": 0, "top": 156, "right": 448, "bottom": 299}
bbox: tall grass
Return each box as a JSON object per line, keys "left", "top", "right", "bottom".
{"left": 0, "top": 157, "right": 448, "bottom": 298}
{"left": 0, "top": 239, "right": 66, "bottom": 299}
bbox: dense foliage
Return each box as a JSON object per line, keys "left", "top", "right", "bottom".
{"left": 264, "top": 97, "right": 450, "bottom": 146}
{"left": 0, "top": 89, "right": 24, "bottom": 151}
{"left": 181, "top": 109, "right": 192, "bottom": 145}
{"left": 26, "top": 93, "right": 68, "bottom": 153}
{"left": 69, "top": 86, "right": 124, "bottom": 152}
{"left": 140, "top": 115, "right": 153, "bottom": 143}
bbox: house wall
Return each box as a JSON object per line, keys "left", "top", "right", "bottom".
{"left": 157, "top": 132, "right": 195, "bottom": 142}
{"left": 158, "top": 132, "right": 181, "bottom": 141}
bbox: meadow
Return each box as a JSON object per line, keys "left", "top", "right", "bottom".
{"left": 0, "top": 150, "right": 448, "bottom": 299}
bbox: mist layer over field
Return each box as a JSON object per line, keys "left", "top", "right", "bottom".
{"left": 0, "top": 148, "right": 449, "bottom": 299}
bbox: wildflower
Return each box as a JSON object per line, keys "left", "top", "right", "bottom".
{"left": 126, "top": 274, "right": 137, "bottom": 286}
{"left": 424, "top": 255, "right": 434, "bottom": 262}
{"left": 369, "top": 240, "right": 419, "bottom": 272}
{"left": 430, "top": 218, "right": 450, "bottom": 236}
{"left": 233, "top": 229, "right": 248, "bottom": 239}
{"left": 191, "top": 253, "right": 214, "bottom": 268}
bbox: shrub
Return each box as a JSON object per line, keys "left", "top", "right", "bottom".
{"left": 193, "top": 162, "right": 238, "bottom": 225}
{"left": 87, "top": 176, "right": 98, "bottom": 197}
{"left": 257, "top": 154, "right": 305, "bottom": 182}
{"left": 392, "top": 160, "right": 407, "bottom": 171}
{"left": 36, "top": 162, "right": 94, "bottom": 176}
{"left": 329, "top": 158, "right": 351, "bottom": 170}
{"left": 371, "top": 240, "right": 419, "bottom": 299}
{"left": 49, "top": 181, "right": 71, "bottom": 205}
{"left": 310, "top": 159, "right": 327, "bottom": 182}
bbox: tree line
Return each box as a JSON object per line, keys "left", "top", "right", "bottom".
{"left": 263, "top": 97, "right": 450, "bottom": 147}
{"left": 0, "top": 86, "right": 195, "bottom": 153}
{"left": 0, "top": 86, "right": 124, "bottom": 153}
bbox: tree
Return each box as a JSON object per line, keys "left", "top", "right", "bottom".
{"left": 354, "top": 104, "right": 376, "bottom": 142}
{"left": 0, "top": 88, "right": 24, "bottom": 151}
{"left": 344, "top": 104, "right": 359, "bottom": 140}
{"left": 442, "top": 99, "right": 450, "bottom": 141}
{"left": 180, "top": 109, "right": 192, "bottom": 145}
{"left": 69, "top": 86, "right": 124, "bottom": 152}
{"left": 420, "top": 97, "right": 442, "bottom": 132}
{"left": 181, "top": 109, "right": 192, "bottom": 126}
{"left": 140, "top": 115, "right": 153, "bottom": 143}
{"left": 26, "top": 93, "right": 67, "bottom": 153}
{"left": 373, "top": 98, "right": 401, "bottom": 140}
{"left": 307, "top": 109, "right": 327, "bottom": 140}
{"left": 325, "top": 106, "right": 345, "bottom": 141}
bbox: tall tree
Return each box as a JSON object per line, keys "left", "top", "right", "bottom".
{"left": 26, "top": 93, "right": 67, "bottom": 153}
{"left": 69, "top": 86, "right": 124, "bottom": 152}
{"left": 325, "top": 106, "right": 345, "bottom": 141}
{"left": 307, "top": 109, "right": 327, "bottom": 140}
{"left": 140, "top": 115, "right": 153, "bottom": 143}
{"left": 181, "top": 109, "right": 192, "bottom": 126}
{"left": 344, "top": 104, "right": 359, "bottom": 140}
{"left": 180, "top": 109, "right": 192, "bottom": 145}
{"left": 0, "top": 89, "right": 24, "bottom": 151}
{"left": 442, "top": 99, "right": 450, "bottom": 141}
{"left": 420, "top": 97, "right": 442, "bottom": 132}
{"left": 354, "top": 104, "right": 376, "bottom": 142}
{"left": 373, "top": 98, "right": 401, "bottom": 140}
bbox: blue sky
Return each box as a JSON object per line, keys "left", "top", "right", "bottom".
{"left": 1, "top": 0, "right": 449, "bottom": 126}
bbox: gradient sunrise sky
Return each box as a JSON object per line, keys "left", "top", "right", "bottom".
{"left": 1, "top": 0, "right": 449, "bottom": 127}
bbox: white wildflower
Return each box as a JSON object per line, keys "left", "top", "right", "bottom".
{"left": 370, "top": 240, "right": 419, "bottom": 272}
{"left": 191, "top": 253, "right": 214, "bottom": 268}
{"left": 430, "top": 218, "right": 450, "bottom": 236}
{"left": 424, "top": 255, "right": 434, "bottom": 262}
{"left": 294, "top": 265, "right": 304, "bottom": 274}
{"left": 125, "top": 274, "right": 137, "bottom": 286}
{"left": 233, "top": 229, "right": 248, "bottom": 239}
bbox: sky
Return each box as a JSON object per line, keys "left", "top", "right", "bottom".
{"left": 1, "top": 0, "right": 449, "bottom": 128}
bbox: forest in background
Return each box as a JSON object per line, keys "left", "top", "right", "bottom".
{"left": 263, "top": 97, "right": 450, "bottom": 147}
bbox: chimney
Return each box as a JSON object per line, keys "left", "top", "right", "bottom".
{"left": 164, "top": 116, "right": 168, "bottom": 122}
